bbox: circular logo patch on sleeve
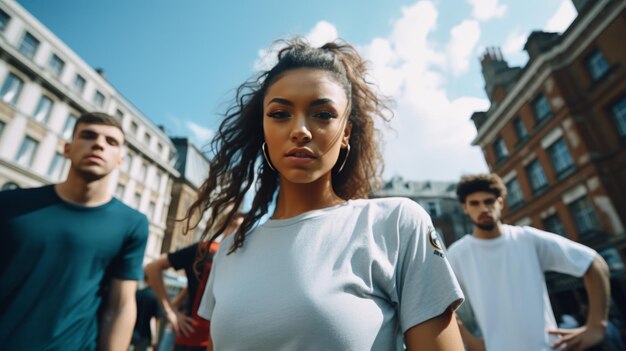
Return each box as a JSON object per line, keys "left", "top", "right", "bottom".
{"left": 428, "top": 226, "right": 443, "bottom": 251}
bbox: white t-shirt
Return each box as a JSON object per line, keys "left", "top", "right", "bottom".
{"left": 198, "top": 197, "right": 464, "bottom": 350}
{"left": 447, "top": 225, "right": 596, "bottom": 351}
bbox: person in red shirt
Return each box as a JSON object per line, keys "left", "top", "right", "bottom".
{"left": 146, "top": 213, "right": 243, "bottom": 351}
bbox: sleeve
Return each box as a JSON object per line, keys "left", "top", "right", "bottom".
{"left": 446, "top": 242, "right": 466, "bottom": 292}
{"left": 526, "top": 226, "right": 596, "bottom": 277}
{"left": 197, "top": 248, "right": 217, "bottom": 321}
{"left": 168, "top": 243, "right": 199, "bottom": 271}
{"left": 394, "top": 200, "right": 465, "bottom": 333}
{"left": 109, "top": 214, "right": 149, "bottom": 280}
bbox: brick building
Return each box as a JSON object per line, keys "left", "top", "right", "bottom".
{"left": 470, "top": 0, "right": 626, "bottom": 318}
{"left": 162, "top": 137, "right": 211, "bottom": 253}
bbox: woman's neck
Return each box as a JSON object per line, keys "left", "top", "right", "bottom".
{"left": 272, "top": 175, "right": 345, "bottom": 219}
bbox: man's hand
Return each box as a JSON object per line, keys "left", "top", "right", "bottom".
{"left": 166, "top": 309, "right": 196, "bottom": 337}
{"left": 549, "top": 323, "right": 606, "bottom": 351}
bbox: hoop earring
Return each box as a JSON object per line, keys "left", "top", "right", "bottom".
{"left": 262, "top": 142, "right": 276, "bottom": 172}
{"left": 337, "top": 143, "right": 350, "bottom": 173}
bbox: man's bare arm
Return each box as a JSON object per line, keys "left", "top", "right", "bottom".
{"left": 99, "top": 279, "right": 137, "bottom": 351}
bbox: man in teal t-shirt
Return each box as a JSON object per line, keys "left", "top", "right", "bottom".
{"left": 0, "top": 112, "right": 149, "bottom": 350}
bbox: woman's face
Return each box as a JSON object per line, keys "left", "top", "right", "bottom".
{"left": 263, "top": 68, "right": 351, "bottom": 185}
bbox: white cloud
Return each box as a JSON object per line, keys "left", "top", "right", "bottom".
{"left": 467, "top": 0, "right": 507, "bottom": 21}
{"left": 361, "top": 1, "right": 489, "bottom": 180}
{"left": 306, "top": 21, "right": 339, "bottom": 47}
{"left": 447, "top": 20, "right": 481, "bottom": 76}
{"left": 502, "top": 30, "right": 527, "bottom": 56}
{"left": 501, "top": 29, "right": 530, "bottom": 66}
{"left": 253, "top": 21, "right": 338, "bottom": 72}
{"left": 545, "top": 0, "right": 577, "bottom": 33}
{"left": 185, "top": 121, "right": 214, "bottom": 145}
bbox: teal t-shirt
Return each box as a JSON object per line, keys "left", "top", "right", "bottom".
{"left": 0, "top": 185, "right": 149, "bottom": 350}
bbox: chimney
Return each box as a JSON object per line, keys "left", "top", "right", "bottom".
{"left": 480, "top": 47, "right": 521, "bottom": 102}
{"left": 95, "top": 68, "right": 106, "bottom": 79}
{"left": 572, "top": 0, "right": 592, "bottom": 13}
{"left": 523, "top": 31, "right": 561, "bottom": 62}
{"left": 471, "top": 111, "right": 488, "bottom": 131}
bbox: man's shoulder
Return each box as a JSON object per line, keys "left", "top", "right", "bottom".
{"left": 447, "top": 235, "right": 472, "bottom": 255}
{"left": 108, "top": 198, "right": 148, "bottom": 221}
{"left": 0, "top": 184, "right": 53, "bottom": 199}
{"left": 0, "top": 185, "right": 58, "bottom": 219}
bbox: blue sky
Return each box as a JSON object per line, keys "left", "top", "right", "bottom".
{"left": 17, "top": 0, "right": 578, "bottom": 181}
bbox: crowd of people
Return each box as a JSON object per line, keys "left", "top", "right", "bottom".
{"left": 1, "top": 38, "right": 624, "bottom": 351}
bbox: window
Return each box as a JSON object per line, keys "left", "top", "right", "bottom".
{"left": 586, "top": 50, "right": 610, "bottom": 81}
{"left": 115, "top": 184, "right": 125, "bottom": 199}
{"left": 493, "top": 138, "right": 508, "bottom": 162}
{"left": 153, "top": 172, "right": 161, "bottom": 190}
{"left": 0, "top": 72, "right": 24, "bottom": 105}
{"left": 144, "top": 132, "right": 151, "bottom": 145}
{"left": 48, "top": 54, "right": 65, "bottom": 77}
{"left": 122, "top": 153, "right": 133, "bottom": 173}
{"left": 157, "top": 143, "right": 163, "bottom": 155}
{"left": 612, "top": 97, "right": 626, "bottom": 138}
{"left": 15, "top": 136, "right": 38, "bottom": 167}
{"left": 73, "top": 74, "right": 86, "bottom": 94}
{"left": 47, "top": 152, "right": 66, "bottom": 181}
{"left": 526, "top": 160, "right": 548, "bottom": 194}
{"left": 138, "top": 162, "right": 147, "bottom": 180}
{"left": 115, "top": 109, "right": 124, "bottom": 119}
{"left": 506, "top": 177, "right": 524, "bottom": 207}
{"left": 569, "top": 196, "right": 601, "bottom": 237}
{"left": 514, "top": 118, "right": 528, "bottom": 143}
{"left": 132, "top": 192, "right": 142, "bottom": 209}
{"left": 148, "top": 201, "right": 156, "bottom": 219}
{"left": 130, "top": 121, "right": 138, "bottom": 136}
{"left": 0, "top": 9, "right": 10, "bottom": 32}
{"left": 33, "top": 95, "right": 53, "bottom": 123}
{"left": 18, "top": 32, "right": 40, "bottom": 59}
{"left": 93, "top": 90, "right": 105, "bottom": 108}
{"left": 548, "top": 138, "right": 574, "bottom": 177}
{"left": 532, "top": 94, "right": 552, "bottom": 123}
{"left": 62, "top": 113, "right": 77, "bottom": 140}
{"left": 543, "top": 213, "right": 566, "bottom": 236}
{"left": 0, "top": 120, "right": 5, "bottom": 136}
{"left": 426, "top": 201, "right": 440, "bottom": 217}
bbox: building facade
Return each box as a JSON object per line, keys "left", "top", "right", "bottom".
{"left": 371, "top": 176, "right": 473, "bottom": 248}
{"left": 471, "top": 0, "right": 626, "bottom": 318}
{"left": 162, "top": 137, "right": 211, "bottom": 254}
{"left": 0, "top": 0, "right": 179, "bottom": 261}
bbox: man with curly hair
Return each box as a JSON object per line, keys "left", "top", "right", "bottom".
{"left": 449, "top": 173, "right": 610, "bottom": 351}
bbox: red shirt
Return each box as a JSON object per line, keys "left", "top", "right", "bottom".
{"left": 175, "top": 241, "right": 219, "bottom": 347}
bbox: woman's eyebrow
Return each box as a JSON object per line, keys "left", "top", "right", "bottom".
{"left": 267, "top": 97, "right": 293, "bottom": 106}
{"left": 310, "top": 98, "right": 334, "bottom": 107}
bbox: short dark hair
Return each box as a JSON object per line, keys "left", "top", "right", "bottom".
{"left": 72, "top": 112, "right": 124, "bottom": 139}
{"left": 456, "top": 173, "right": 507, "bottom": 203}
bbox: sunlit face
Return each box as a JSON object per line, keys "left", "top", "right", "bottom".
{"left": 64, "top": 123, "right": 124, "bottom": 180}
{"left": 462, "top": 192, "right": 504, "bottom": 231}
{"left": 263, "top": 68, "right": 351, "bottom": 185}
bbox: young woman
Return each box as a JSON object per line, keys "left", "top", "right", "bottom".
{"left": 187, "top": 39, "right": 465, "bottom": 350}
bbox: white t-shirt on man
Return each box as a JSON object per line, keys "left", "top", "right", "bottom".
{"left": 447, "top": 225, "right": 596, "bottom": 351}
{"left": 198, "top": 197, "right": 464, "bottom": 350}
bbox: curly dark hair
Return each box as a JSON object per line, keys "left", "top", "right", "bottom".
{"left": 184, "top": 38, "right": 391, "bottom": 253}
{"left": 456, "top": 173, "right": 507, "bottom": 204}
